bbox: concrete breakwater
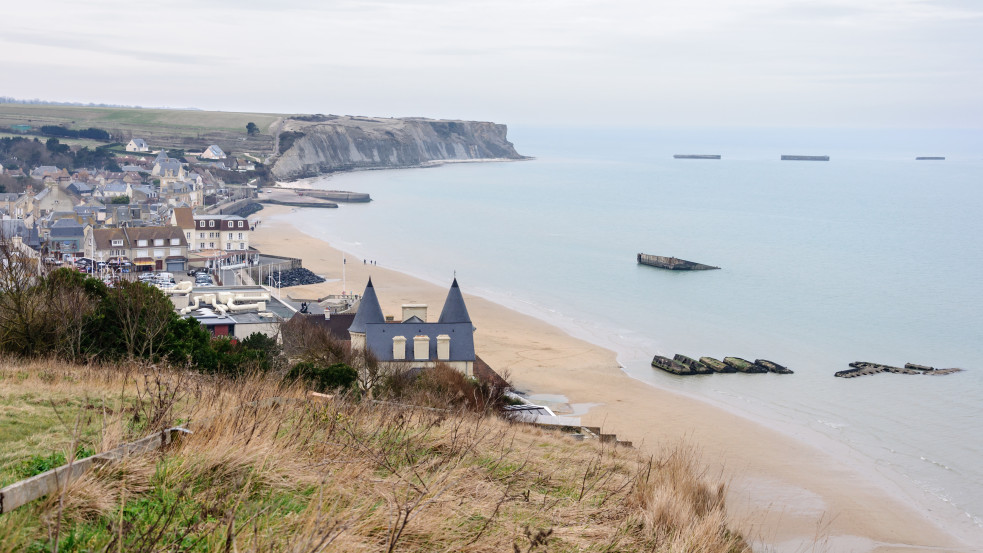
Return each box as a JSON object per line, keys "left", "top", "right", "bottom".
{"left": 637, "top": 254, "right": 720, "bottom": 271}
{"left": 781, "top": 155, "right": 830, "bottom": 161}
{"left": 673, "top": 154, "right": 721, "bottom": 159}
{"left": 298, "top": 190, "right": 371, "bottom": 203}
{"left": 835, "top": 361, "right": 964, "bottom": 378}
{"left": 652, "top": 354, "right": 793, "bottom": 376}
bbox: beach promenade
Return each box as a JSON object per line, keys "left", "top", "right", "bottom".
{"left": 250, "top": 204, "right": 972, "bottom": 553}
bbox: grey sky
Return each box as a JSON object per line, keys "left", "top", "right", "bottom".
{"left": 2, "top": 0, "right": 981, "bottom": 127}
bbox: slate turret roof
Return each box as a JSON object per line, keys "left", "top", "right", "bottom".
{"left": 349, "top": 277, "right": 385, "bottom": 333}
{"left": 437, "top": 278, "right": 471, "bottom": 324}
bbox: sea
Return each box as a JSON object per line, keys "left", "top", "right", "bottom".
{"left": 273, "top": 126, "right": 983, "bottom": 544}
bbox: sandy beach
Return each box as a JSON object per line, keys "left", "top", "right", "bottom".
{"left": 250, "top": 204, "right": 973, "bottom": 553}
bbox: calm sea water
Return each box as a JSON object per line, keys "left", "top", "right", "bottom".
{"left": 276, "top": 126, "right": 983, "bottom": 542}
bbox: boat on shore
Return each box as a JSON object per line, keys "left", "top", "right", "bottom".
{"left": 637, "top": 253, "right": 719, "bottom": 271}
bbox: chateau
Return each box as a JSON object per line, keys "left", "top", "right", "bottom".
{"left": 349, "top": 278, "right": 476, "bottom": 376}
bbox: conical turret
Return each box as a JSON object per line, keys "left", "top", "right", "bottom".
{"left": 349, "top": 278, "right": 385, "bottom": 333}
{"left": 437, "top": 278, "right": 471, "bottom": 324}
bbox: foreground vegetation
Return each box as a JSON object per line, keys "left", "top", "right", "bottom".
{"left": 0, "top": 359, "right": 749, "bottom": 552}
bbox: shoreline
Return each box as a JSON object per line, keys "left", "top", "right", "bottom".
{"left": 274, "top": 156, "right": 533, "bottom": 188}
{"left": 250, "top": 203, "right": 977, "bottom": 553}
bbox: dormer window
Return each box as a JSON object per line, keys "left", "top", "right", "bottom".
{"left": 237, "top": 221, "right": 244, "bottom": 228}
{"left": 136, "top": 239, "right": 148, "bottom": 247}
{"left": 209, "top": 220, "right": 215, "bottom": 228}
{"left": 111, "top": 239, "right": 123, "bottom": 247}
{"left": 170, "top": 238, "right": 180, "bottom": 246}
{"left": 154, "top": 239, "right": 164, "bottom": 246}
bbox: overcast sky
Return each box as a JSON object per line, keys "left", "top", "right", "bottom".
{"left": 2, "top": 0, "right": 981, "bottom": 128}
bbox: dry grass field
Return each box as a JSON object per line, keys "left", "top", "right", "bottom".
{"left": 0, "top": 359, "right": 750, "bottom": 552}
{"left": 0, "top": 105, "right": 288, "bottom": 157}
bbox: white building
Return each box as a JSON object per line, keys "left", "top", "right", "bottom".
{"left": 183, "top": 213, "right": 251, "bottom": 264}
{"left": 126, "top": 139, "right": 149, "bottom": 152}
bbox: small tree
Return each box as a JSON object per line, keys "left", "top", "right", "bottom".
{"left": 111, "top": 195, "right": 130, "bottom": 204}
{"left": 246, "top": 122, "right": 259, "bottom": 136}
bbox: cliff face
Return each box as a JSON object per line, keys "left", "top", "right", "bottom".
{"left": 271, "top": 116, "right": 525, "bottom": 181}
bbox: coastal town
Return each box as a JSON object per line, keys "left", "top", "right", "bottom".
{"left": 0, "top": 126, "right": 531, "bottom": 394}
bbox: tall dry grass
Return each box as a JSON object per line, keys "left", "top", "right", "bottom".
{"left": 0, "top": 358, "right": 749, "bottom": 552}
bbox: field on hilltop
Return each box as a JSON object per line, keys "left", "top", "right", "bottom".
{"left": 0, "top": 104, "right": 288, "bottom": 158}
{"left": 0, "top": 359, "right": 750, "bottom": 553}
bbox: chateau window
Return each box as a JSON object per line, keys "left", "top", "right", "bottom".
{"left": 227, "top": 232, "right": 233, "bottom": 240}
{"left": 199, "top": 243, "right": 205, "bottom": 249}
{"left": 237, "top": 233, "right": 243, "bottom": 240}
{"left": 413, "top": 335, "right": 429, "bottom": 361}
{"left": 239, "top": 243, "right": 244, "bottom": 250}
{"left": 393, "top": 336, "right": 406, "bottom": 360}
{"left": 199, "top": 232, "right": 204, "bottom": 239}
{"left": 209, "top": 242, "right": 214, "bottom": 249}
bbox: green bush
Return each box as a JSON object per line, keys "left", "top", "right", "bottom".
{"left": 286, "top": 361, "right": 358, "bottom": 393}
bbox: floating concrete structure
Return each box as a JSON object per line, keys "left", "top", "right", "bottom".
{"left": 637, "top": 254, "right": 719, "bottom": 271}
{"left": 652, "top": 354, "right": 792, "bottom": 376}
{"left": 781, "top": 155, "right": 829, "bottom": 161}
{"left": 699, "top": 357, "right": 735, "bottom": 373}
{"left": 835, "top": 361, "right": 963, "bottom": 378}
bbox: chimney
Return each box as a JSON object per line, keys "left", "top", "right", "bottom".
{"left": 401, "top": 304, "right": 427, "bottom": 322}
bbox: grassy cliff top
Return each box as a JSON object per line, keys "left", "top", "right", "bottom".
{"left": 0, "top": 359, "right": 749, "bottom": 552}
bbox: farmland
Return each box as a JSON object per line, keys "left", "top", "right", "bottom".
{"left": 0, "top": 104, "right": 290, "bottom": 158}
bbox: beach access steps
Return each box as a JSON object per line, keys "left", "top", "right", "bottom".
{"left": 637, "top": 254, "right": 720, "bottom": 271}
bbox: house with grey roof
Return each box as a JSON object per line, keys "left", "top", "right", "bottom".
{"left": 47, "top": 218, "right": 87, "bottom": 258}
{"left": 200, "top": 144, "right": 226, "bottom": 160}
{"left": 126, "top": 139, "right": 149, "bottom": 152}
{"left": 153, "top": 159, "right": 184, "bottom": 179}
{"left": 350, "top": 278, "right": 476, "bottom": 376}
{"left": 68, "top": 182, "right": 93, "bottom": 196}
{"left": 0, "top": 219, "right": 41, "bottom": 251}
{"left": 30, "top": 166, "right": 60, "bottom": 179}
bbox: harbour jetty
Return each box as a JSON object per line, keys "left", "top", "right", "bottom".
{"left": 835, "top": 361, "right": 963, "bottom": 378}
{"left": 637, "top": 254, "right": 719, "bottom": 271}
{"left": 781, "top": 155, "right": 830, "bottom": 161}
{"left": 673, "top": 154, "right": 721, "bottom": 160}
{"left": 915, "top": 156, "right": 945, "bottom": 161}
{"left": 297, "top": 190, "right": 371, "bottom": 203}
{"left": 652, "top": 354, "right": 793, "bottom": 376}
